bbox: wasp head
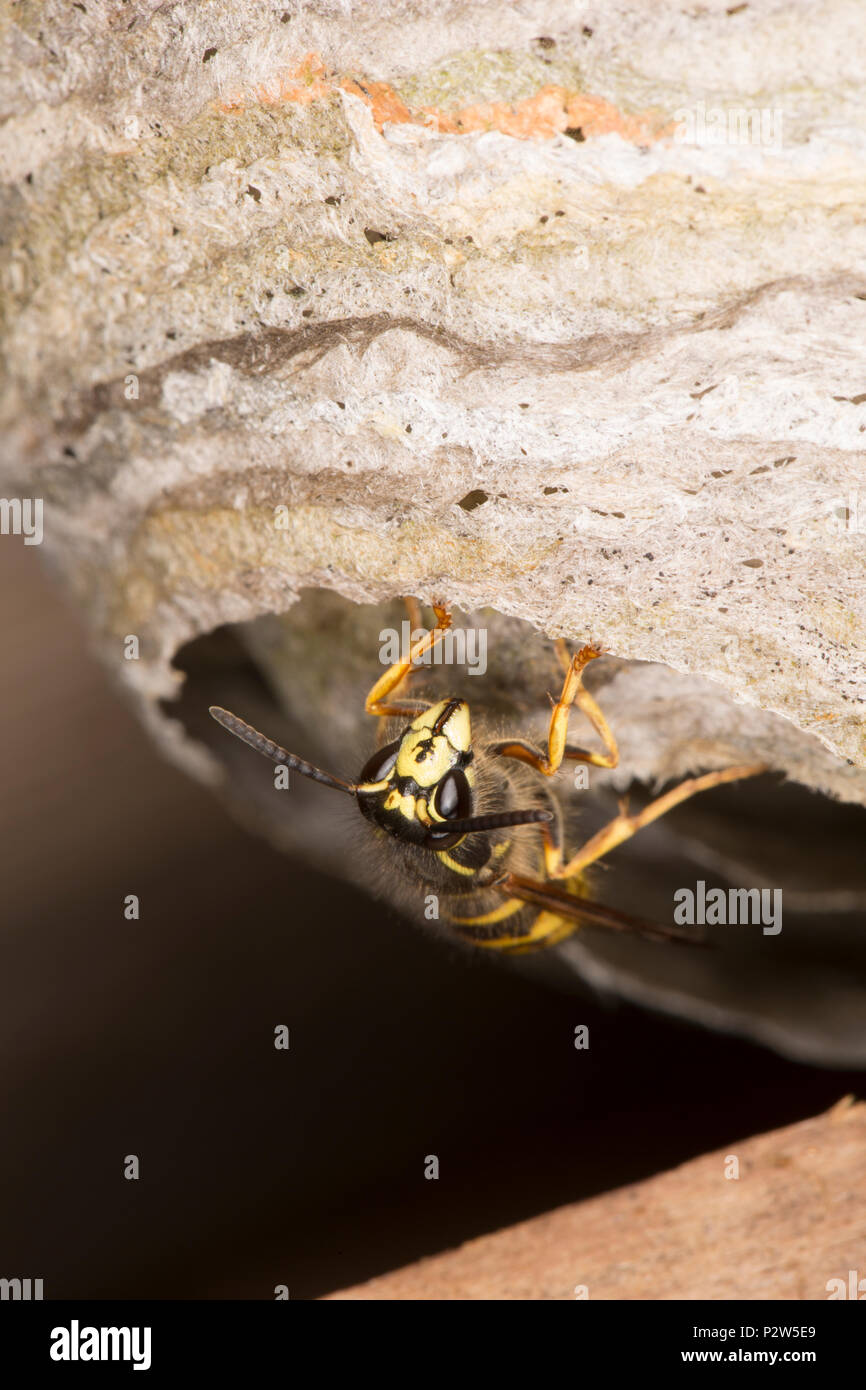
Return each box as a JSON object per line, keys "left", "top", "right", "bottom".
{"left": 356, "top": 698, "right": 473, "bottom": 849}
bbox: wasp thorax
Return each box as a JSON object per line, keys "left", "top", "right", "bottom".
{"left": 356, "top": 699, "right": 474, "bottom": 846}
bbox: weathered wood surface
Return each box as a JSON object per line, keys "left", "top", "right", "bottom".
{"left": 328, "top": 1099, "right": 866, "bottom": 1300}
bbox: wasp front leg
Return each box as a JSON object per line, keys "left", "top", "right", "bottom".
{"left": 364, "top": 600, "right": 452, "bottom": 719}
{"left": 491, "top": 640, "right": 618, "bottom": 775}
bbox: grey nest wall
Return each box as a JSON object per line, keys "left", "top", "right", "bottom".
{"left": 2, "top": 0, "right": 865, "bottom": 1063}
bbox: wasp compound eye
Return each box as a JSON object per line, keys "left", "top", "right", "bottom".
{"left": 357, "top": 739, "right": 401, "bottom": 785}
{"left": 431, "top": 768, "right": 472, "bottom": 826}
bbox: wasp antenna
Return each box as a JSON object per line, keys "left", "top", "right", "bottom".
{"left": 429, "top": 808, "right": 553, "bottom": 838}
{"left": 208, "top": 706, "right": 358, "bottom": 794}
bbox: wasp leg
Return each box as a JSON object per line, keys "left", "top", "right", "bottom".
{"left": 404, "top": 595, "right": 423, "bottom": 633}
{"left": 463, "top": 764, "right": 766, "bottom": 951}
{"left": 365, "top": 600, "right": 452, "bottom": 718}
{"left": 539, "top": 762, "right": 767, "bottom": 881}
{"left": 501, "top": 874, "right": 710, "bottom": 946}
{"left": 364, "top": 600, "right": 452, "bottom": 718}
{"left": 391, "top": 596, "right": 427, "bottom": 702}
{"left": 491, "top": 642, "right": 618, "bottom": 775}
{"left": 371, "top": 597, "right": 431, "bottom": 744}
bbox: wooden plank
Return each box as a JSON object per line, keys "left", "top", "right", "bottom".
{"left": 328, "top": 1099, "right": 865, "bottom": 1300}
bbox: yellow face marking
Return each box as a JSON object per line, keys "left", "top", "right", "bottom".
{"left": 408, "top": 700, "right": 471, "bottom": 747}
{"left": 384, "top": 788, "right": 418, "bottom": 821}
{"left": 395, "top": 729, "right": 452, "bottom": 786}
{"left": 395, "top": 700, "right": 472, "bottom": 786}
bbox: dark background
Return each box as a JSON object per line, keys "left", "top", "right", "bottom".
{"left": 1, "top": 538, "right": 862, "bottom": 1299}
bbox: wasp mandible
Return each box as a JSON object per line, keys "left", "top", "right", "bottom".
{"left": 210, "top": 601, "right": 765, "bottom": 951}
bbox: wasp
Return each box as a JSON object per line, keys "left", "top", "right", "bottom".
{"left": 209, "top": 601, "right": 765, "bottom": 952}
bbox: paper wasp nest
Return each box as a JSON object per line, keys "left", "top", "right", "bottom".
{"left": 2, "top": 0, "right": 865, "bottom": 1062}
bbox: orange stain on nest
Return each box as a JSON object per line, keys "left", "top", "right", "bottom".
{"left": 220, "top": 52, "right": 669, "bottom": 144}
{"left": 221, "top": 52, "right": 332, "bottom": 109}
{"left": 340, "top": 75, "right": 415, "bottom": 127}
{"left": 419, "top": 85, "right": 671, "bottom": 141}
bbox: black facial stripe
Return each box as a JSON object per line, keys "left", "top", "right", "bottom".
{"left": 394, "top": 774, "right": 422, "bottom": 796}
{"left": 431, "top": 698, "right": 462, "bottom": 735}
